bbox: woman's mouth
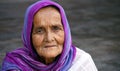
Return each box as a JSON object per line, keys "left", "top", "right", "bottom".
{"left": 45, "top": 45, "right": 56, "bottom": 48}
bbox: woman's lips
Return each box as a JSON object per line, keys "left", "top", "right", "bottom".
{"left": 45, "top": 45, "right": 56, "bottom": 48}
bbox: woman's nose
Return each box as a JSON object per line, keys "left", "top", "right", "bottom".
{"left": 45, "top": 31, "right": 54, "bottom": 42}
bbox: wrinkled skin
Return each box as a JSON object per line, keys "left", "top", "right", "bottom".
{"left": 32, "top": 6, "right": 64, "bottom": 64}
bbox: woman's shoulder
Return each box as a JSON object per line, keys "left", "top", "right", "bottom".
{"left": 2, "top": 48, "right": 30, "bottom": 71}
{"left": 76, "top": 47, "right": 91, "bottom": 57}
{"left": 73, "top": 47, "right": 92, "bottom": 64}
{"left": 68, "top": 47, "right": 98, "bottom": 71}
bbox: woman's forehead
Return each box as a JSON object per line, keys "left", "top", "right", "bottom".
{"left": 34, "top": 6, "right": 61, "bottom": 19}
{"left": 36, "top": 6, "right": 59, "bottom": 15}
{"left": 34, "top": 7, "right": 61, "bottom": 21}
{"left": 33, "top": 6, "right": 63, "bottom": 27}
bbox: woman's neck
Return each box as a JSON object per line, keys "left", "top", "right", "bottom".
{"left": 39, "top": 57, "right": 55, "bottom": 65}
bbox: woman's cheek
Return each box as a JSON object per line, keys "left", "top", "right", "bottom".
{"left": 32, "top": 35, "right": 43, "bottom": 48}
{"left": 56, "top": 32, "right": 64, "bottom": 44}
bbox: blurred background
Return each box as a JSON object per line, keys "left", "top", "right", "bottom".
{"left": 0, "top": 0, "right": 120, "bottom": 71}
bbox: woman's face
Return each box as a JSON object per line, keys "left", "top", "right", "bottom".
{"left": 32, "top": 7, "right": 64, "bottom": 62}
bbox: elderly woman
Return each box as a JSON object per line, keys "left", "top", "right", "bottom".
{"left": 2, "top": 0, "right": 98, "bottom": 71}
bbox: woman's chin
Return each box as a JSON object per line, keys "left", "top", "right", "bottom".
{"left": 40, "top": 52, "right": 60, "bottom": 59}
{"left": 37, "top": 48, "right": 62, "bottom": 59}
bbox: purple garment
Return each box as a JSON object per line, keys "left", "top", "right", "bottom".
{"left": 2, "top": 0, "right": 76, "bottom": 71}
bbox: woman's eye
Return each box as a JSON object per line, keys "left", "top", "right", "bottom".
{"left": 52, "top": 26, "right": 61, "bottom": 31}
{"left": 36, "top": 28, "right": 44, "bottom": 34}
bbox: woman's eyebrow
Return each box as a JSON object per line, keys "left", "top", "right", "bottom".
{"left": 52, "top": 24, "right": 63, "bottom": 27}
{"left": 33, "top": 26, "right": 44, "bottom": 31}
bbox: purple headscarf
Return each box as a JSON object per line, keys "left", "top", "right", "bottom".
{"left": 2, "top": 0, "right": 76, "bottom": 71}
